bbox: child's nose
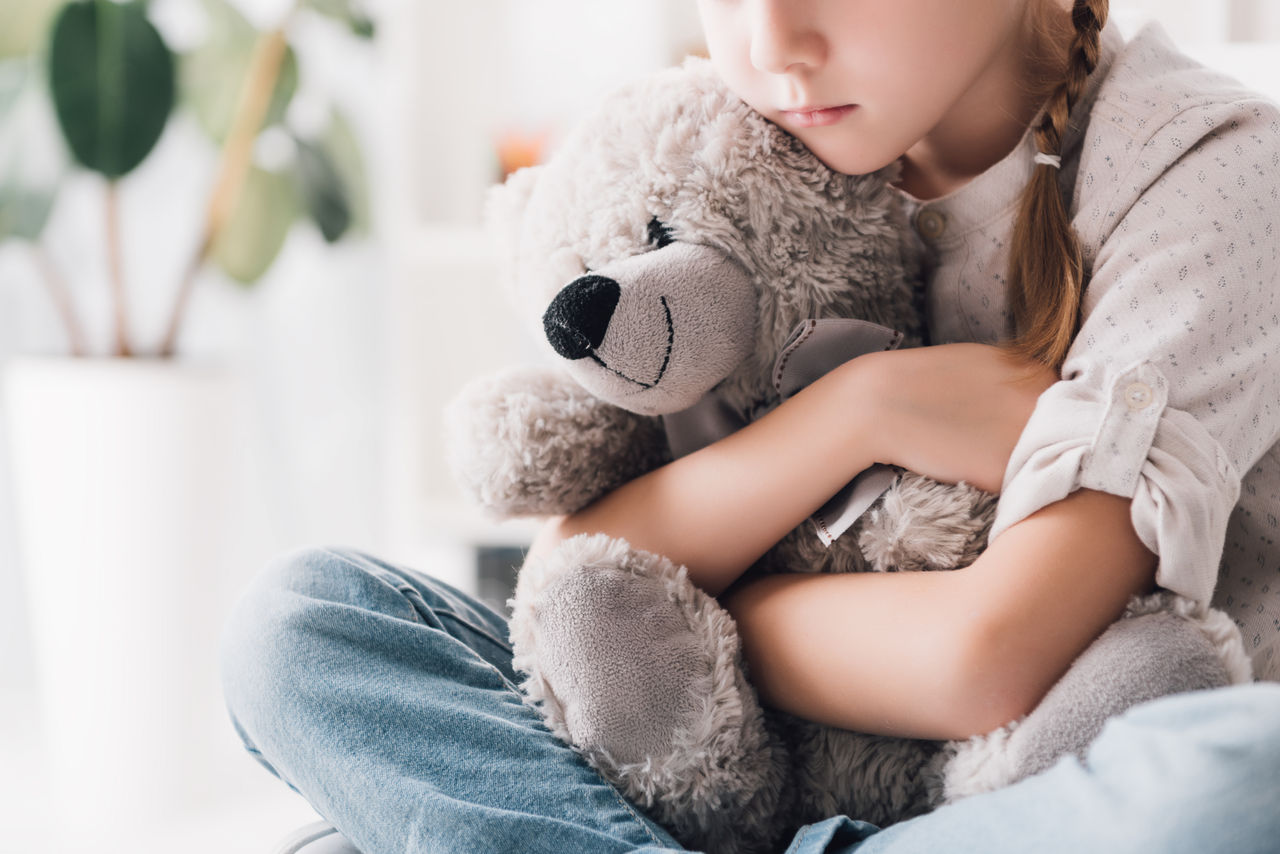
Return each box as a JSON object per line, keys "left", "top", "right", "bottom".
{"left": 748, "top": 0, "right": 825, "bottom": 75}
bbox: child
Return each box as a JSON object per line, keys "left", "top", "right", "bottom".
{"left": 220, "top": 1, "right": 1280, "bottom": 851}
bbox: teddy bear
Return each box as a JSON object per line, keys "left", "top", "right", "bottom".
{"left": 444, "top": 57, "right": 1252, "bottom": 854}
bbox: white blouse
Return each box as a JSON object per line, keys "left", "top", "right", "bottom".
{"left": 890, "top": 17, "right": 1280, "bottom": 681}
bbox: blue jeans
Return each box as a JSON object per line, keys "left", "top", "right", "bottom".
{"left": 219, "top": 546, "right": 1280, "bottom": 854}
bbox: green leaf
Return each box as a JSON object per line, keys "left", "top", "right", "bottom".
{"left": 0, "top": 58, "right": 30, "bottom": 120}
{"left": 47, "top": 0, "right": 176, "bottom": 178}
{"left": 181, "top": 0, "right": 298, "bottom": 144}
{"left": 0, "top": 0, "right": 63, "bottom": 60}
{"left": 323, "top": 109, "right": 369, "bottom": 236}
{"left": 0, "top": 186, "right": 57, "bottom": 242}
{"left": 211, "top": 165, "right": 297, "bottom": 284}
{"left": 293, "top": 134, "right": 350, "bottom": 243}
{"left": 268, "top": 45, "right": 299, "bottom": 128}
{"left": 304, "top": 0, "right": 376, "bottom": 38}
{"left": 1, "top": 55, "right": 67, "bottom": 242}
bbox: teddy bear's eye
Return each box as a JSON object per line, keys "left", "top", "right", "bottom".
{"left": 647, "top": 216, "right": 675, "bottom": 249}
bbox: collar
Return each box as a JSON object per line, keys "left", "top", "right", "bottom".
{"left": 891, "top": 16, "right": 1126, "bottom": 248}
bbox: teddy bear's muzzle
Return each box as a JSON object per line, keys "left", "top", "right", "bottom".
{"left": 535, "top": 241, "right": 758, "bottom": 416}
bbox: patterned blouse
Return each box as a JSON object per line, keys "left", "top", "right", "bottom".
{"left": 890, "top": 17, "right": 1280, "bottom": 681}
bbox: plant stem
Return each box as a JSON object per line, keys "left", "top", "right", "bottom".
{"left": 105, "top": 180, "right": 133, "bottom": 358}
{"left": 32, "top": 243, "right": 89, "bottom": 358}
{"left": 157, "top": 25, "right": 292, "bottom": 359}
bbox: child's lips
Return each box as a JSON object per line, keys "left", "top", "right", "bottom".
{"left": 779, "top": 104, "right": 857, "bottom": 128}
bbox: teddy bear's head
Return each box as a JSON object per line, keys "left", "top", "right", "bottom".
{"left": 488, "top": 58, "right": 920, "bottom": 417}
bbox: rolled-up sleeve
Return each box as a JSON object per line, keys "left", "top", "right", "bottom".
{"left": 990, "top": 99, "right": 1280, "bottom": 607}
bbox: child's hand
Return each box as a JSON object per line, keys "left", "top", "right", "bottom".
{"left": 859, "top": 343, "right": 1057, "bottom": 494}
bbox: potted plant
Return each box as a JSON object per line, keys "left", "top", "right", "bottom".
{"left": 0, "top": 0, "right": 374, "bottom": 844}
{"left": 2, "top": 0, "right": 373, "bottom": 356}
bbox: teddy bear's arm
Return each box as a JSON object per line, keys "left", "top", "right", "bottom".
{"left": 445, "top": 364, "right": 672, "bottom": 517}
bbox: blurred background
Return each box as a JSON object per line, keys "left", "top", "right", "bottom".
{"left": 0, "top": 1, "right": 1276, "bottom": 851}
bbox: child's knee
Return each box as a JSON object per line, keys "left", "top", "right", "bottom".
{"left": 217, "top": 547, "right": 358, "bottom": 717}
{"left": 248, "top": 545, "right": 371, "bottom": 603}
{"left": 1106, "top": 683, "right": 1280, "bottom": 757}
{"left": 1086, "top": 684, "right": 1280, "bottom": 848}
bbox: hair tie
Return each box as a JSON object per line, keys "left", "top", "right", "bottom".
{"left": 1034, "top": 152, "right": 1062, "bottom": 168}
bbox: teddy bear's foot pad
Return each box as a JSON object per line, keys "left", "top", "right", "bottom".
{"left": 939, "top": 595, "right": 1244, "bottom": 803}
{"left": 508, "top": 533, "right": 791, "bottom": 854}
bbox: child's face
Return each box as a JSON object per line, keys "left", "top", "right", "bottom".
{"left": 696, "top": 0, "right": 1039, "bottom": 177}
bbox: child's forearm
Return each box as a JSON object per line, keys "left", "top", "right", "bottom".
{"left": 533, "top": 359, "right": 883, "bottom": 597}
{"left": 529, "top": 343, "right": 1049, "bottom": 596}
{"left": 723, "top": 487, "right": 1157, "bottom": 740}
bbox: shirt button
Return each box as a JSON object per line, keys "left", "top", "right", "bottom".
{"left": 1125, "top": 382, "right": 1154, "bottom": 411}
{"left": 915, "top": 208, "right": 947, "bottom": 240}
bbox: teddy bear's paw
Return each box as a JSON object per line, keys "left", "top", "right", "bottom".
{"left": 508, "top": 532, "right": 792, "bottom": 854}
{"left": 786, "top": 715, "right": 942, "bottom": 828}
{"left": 857, "top": 473, "right": 997, "bottom": 573}
{"left": 939, "top": 598, "right": 1245, "bottom": 803}
{"left": 444, "top": 366, "right": 670, "bottom": 516}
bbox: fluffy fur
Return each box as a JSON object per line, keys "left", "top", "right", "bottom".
{"left": 446, "top": 58, "right": 1251, "bottom": 853}
{"left": 508, "top": 533, "right": 792, "bottom": 853}
{"left": 445, "top": 366, "right": 670, "bottom": 516}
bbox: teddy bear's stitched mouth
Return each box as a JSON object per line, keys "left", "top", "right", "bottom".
{"left": 586, "top": 295, "right": 674, "bottom": 392}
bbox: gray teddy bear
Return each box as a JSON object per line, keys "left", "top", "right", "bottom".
{"left": 445, "top": 58, "right": 1251, "bottom": 854}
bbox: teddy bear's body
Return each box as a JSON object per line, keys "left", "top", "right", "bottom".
{"left": 446, "top": 58, "right": 1250, "bottom": 854}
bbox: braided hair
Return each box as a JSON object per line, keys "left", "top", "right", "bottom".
{"left": 1001, "top": 0, "right": 1109, "bottom": 372}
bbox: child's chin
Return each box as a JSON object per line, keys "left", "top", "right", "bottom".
{"left": 802, "top": 140, "right": 893, "bottom": 178}
{"left": 819, "top": 148, "right": 890, "bottom": 176}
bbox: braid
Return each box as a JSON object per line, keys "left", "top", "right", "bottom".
{"left": 1001, "top": 0, "right": 1108, "bottom": 372}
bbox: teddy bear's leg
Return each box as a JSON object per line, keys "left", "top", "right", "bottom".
{"left": 785, "top": 713, "right": 942, "bottom": 830}
{"left": 508, "top": 533, "right": 792, "bottom": 854}
{"left": 936, "top": 592, "right": 1253, "bottom": 804}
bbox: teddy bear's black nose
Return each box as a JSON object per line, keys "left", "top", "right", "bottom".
{"left": 543, "top": 275, "right": 621, "bottom": 360}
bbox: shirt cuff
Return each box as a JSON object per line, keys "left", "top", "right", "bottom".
{"left": 989, "top": 360, "right": 1242, "bottom": 607}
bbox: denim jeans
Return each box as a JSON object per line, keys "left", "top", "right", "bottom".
{"left": 219, "top": 545, "right": 1280, "bottom": 854}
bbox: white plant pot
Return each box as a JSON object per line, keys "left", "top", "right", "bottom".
{"left": 3, "top": 356, "right": 255, "bottom": 845}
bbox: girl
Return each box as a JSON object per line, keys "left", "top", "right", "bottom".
{"left": 220, "top": 1, "right": 1280, "bottom": 852}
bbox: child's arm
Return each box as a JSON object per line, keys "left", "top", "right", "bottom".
{"left": 723, "top": 485, "right": 1155, "bottom": 740}
{"left": 531, "top": 343, "right": 1051, "bottom": 597}
{"left": 711, "top": 344, "right": 1157, "bottom": 739}
{"left": 527, "top": 341, "right": 1155, "bottom": 739}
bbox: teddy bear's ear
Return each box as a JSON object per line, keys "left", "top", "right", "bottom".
{"left": 483, "top": 165, "right": 544, "bottom": 292}
{"left": 484, "top": 166, "right": 543, "bottom": 253}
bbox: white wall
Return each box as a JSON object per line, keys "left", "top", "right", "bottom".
{"left": 1110, "top": 0, "right": 1280, "bottom": 43}
{"left": 1112, "top": 0, "right": 1280, "bottom": 101}
{"left": 390, "top": 0, "right": 704, "bottom": 226}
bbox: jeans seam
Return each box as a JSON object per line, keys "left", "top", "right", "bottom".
{"left": 605, "top": 782, "right": 670, "bottom": 848}
{"left": 319, "top": 546, "right": 514, "bottom": 653}
{"left": 792, "top": 822, "right": 812, "bottom": 851}
{"left": 431, "top": 608, "right": 514, "bottom": 656}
